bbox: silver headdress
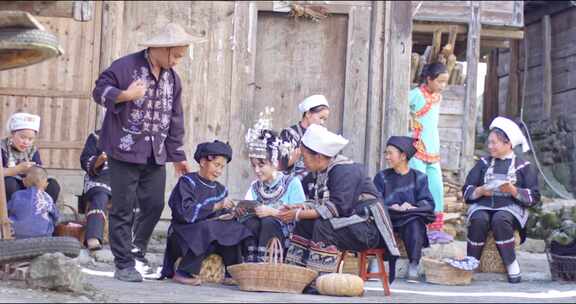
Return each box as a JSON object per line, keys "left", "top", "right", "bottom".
{"left": 245, "top": 107, "right": 291, "bottom": 167}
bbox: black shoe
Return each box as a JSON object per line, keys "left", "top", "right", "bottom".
{"left": 508, "top": 274, "right": 522, "bottom": 284}
{"left": 114, "top": 267, "right": 144, "bottom": 282}
{"left": 303, "top": 286, "right": 319, "bottom": 295}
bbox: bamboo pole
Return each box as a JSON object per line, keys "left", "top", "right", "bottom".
{"left": 0, "top": 153, "right": 13, "bottom": 240}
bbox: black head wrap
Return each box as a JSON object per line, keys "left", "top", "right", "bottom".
{"left": 386, "top": 136, "right": 417, "bottom": 160}
{"left": 194, "top": 140, "right": 233, "bottom": 163}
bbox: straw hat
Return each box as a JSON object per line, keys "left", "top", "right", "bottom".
{"left": 139, "top": 23, "right": 206, "bottom": 48}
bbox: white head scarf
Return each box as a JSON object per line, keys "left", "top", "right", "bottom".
{"left": 7, "top": 112, "right": 41, "bottom": 133}
{"left": 301, "top": 124, "right": 348, "bottom": 157}
{"left": 298, "top": 95, "right": 329, "bottom": 114}
{"left": 489, "top": 116, "right": 530, "bottom": 153}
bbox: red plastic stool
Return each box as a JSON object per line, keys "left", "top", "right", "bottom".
{"left": 358, "top": 248, "right": 391, "bottom": 296}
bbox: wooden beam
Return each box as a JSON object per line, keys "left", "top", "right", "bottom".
{"left": 413, "top": 22, "right": 524, "bottom": 40}
{"left": 542, "top": 14, "right": 552, "bottom": 119}
{"left": 460, "top": 1, "right": 481, "bottom": 183}
{"left": 507, "top": 39, "right": 520, "bottom": 118}
{"left": 524, "top": 1, "right": 575, "bottom": 25}
{"left": 0, "top": 1, "right": 94, "bottom": 21}
{"left": 382, "top": 0, "right": 413, "bottom": 156}
{"left": 0, "top": 88, "right": 90, "bottom": 99}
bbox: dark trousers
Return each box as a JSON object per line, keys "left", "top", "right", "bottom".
{"left": 5, "top": 176, "right": 60, "bottom": 203}
{"left": 396, "top": 220, "right": 427, "bottom": 264}
{"left": 241, "top": 216, "right": 285, "bottom": 262}
{"left": 294, "top": 218, "right": 382, "bottom": 251}
{"left": 108, "top": 158, "right": 166, "bottom": 269}
{"left": 85, "top": 190, "right": 110, "bottom": 243}
{"left": 467, "top": 210, "right": 519, "bottom": 266}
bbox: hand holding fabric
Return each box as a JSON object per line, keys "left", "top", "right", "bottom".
{"left": 255, "top": 205, "right": 279, "bottom": 218}
{"left": 278, "top": 208, "right": 297, "bottom": 223}
{"left": 498, "top": 182, "right": 518, "bottom": 197}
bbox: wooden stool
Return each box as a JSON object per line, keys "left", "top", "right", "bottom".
{"left": 358, "top": 249, "right": 391, "bottom": 296}
{"left": 479, "top": 231, "right": 521, "bottom": 273}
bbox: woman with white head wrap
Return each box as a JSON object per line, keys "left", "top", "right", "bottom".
{"left": 279, "top": 94, "right": 330, "bottom": 181}
{"left": 462, "top": 116, "right": 540, "bottom": 284}
{"left": 278, "top": 125, "right": 399, "bottom": 290}
{"left": 2, "top": 112, "right": 60, "bottom": 203}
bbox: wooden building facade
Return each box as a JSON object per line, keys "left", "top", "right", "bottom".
{"left": 0, "top": 1, "right": 525, "bottom": 208}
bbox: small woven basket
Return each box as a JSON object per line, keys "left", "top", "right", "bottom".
{"left": 479, "top": 231, "right": 520, "bottom": 273}
{"left": 227, "top": 238, "right": 318, "bottom": 294}
{"left": 421, "top": 257, "right": 473, "bottom": 285}
{"left": 54, "top": 204, "right": 86, "bottom": 245}
{"left": 547, "top": 251, "right": 576, "bottom": 282}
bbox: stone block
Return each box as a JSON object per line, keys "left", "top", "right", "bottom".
{"left": 520, "top": 238, "right": 546, "bottom": 253}
{"left": 26, "top": 253, "right": 87, "bottom": 293}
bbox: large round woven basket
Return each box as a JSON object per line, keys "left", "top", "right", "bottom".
{"left": 479, "top": 231, "right": 520, "bottom": 273}
{"left": 227, "top": 238, "right": 318, "bottom": 294}
{"left": 421, "top": 257, "right": 473, "bottom": 285}
{"left": 228, "top": 263, "right": 318, "bottom": 293}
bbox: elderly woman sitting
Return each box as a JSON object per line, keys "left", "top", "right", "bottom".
{"left": 373, "top": 136, "right": 436, "bottom": 283}
{"left": 462, "top": 117, "right": 540, "bottom": 283}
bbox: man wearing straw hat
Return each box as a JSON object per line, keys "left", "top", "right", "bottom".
{"left": 92, "top": 23, "right": 204, "bottom": 282}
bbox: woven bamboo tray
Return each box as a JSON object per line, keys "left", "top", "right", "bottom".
{"left": 479, "top": 231, "right": 520, "bottom": 273}
{"left": 422, "top": 257, "right": 473, "bottom": 285}
{"left": 227, "top": 238, "right": 318, "bottom": 294}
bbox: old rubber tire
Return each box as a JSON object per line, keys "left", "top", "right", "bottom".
{"left": 0, "top": 28, "right": 62, "bottom": 71}
{"left": 0, "top": 236, "right": 81, "bottom": 264}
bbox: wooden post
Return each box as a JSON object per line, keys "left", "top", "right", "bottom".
{"left": 460, "top": 1, "right": 481, "bottom": 183}
{"left": 381, "top": 0, "right": 413, "bottom": 169}
{"left": 96, "top": 1, "right": 125, "bottom": 129}
{"left": 483, "top": 49, "right": 500, "bottom": 130}
{"left": 542, "top": 14, "right": 552, "bottom": 119}
{"left": 365, "top": 0, "right": 385, "bottom": 175}
{"left": 507, "top": 39, "right": 520, "bottom": 118}
{"left": 0, "top": 153, "right": 12, "bottom": 240}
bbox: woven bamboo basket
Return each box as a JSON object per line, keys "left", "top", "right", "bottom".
{"left": 227, "top": 238, "right": 318, "bottom": 293}
{"left": 479, "top": 231, "right": 521, "bottom": 273}
{"left": 421, "top": 257, "right": 473, "bottom": 285}
{"left": 341, "top": 252, "right": 360, "bottom": 275}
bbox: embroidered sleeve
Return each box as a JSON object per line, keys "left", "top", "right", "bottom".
{"left": 315, "top": 201, "right": 339, "bottom": 219}
{"left": 80, "top": 134, "right": 101, "bottom": 177}
{"left": 514, "top": 163, "right": 540, "bottom": 208}
{"left": 462, "top": 159, "right": 488, "bottom": 204}
{"left": 92, "top": 63, "right": 124, "bottom": 114}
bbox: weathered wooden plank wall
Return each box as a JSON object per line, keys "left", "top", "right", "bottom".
{"left": 0, "top": 1, "right": 102, "bottom": 169}
{"left": 412, "top": 1, "right": 523, "bottom": 28}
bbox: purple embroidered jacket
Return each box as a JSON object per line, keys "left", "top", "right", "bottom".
{"left": 92, "top": 49, "right": 186, "bottom": 165}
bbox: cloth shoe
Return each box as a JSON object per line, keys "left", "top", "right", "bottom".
{"left": 507, "top": 274, "right": 522, "bottom": 284}
{"left": 114, "top": 267, "right": 143, "bottom": 282}
{"left": 406, "top": 262, "right": 420, "bottom": 283}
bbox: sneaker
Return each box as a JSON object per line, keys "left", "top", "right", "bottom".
{"left": 135, "top": 257, "right": 155, "bottom": 276}
{"left": 406, "top": 262, "right": 420, "bottom": 283}
{"left": 114, "top": 267, "right": 143, "bottom": 282}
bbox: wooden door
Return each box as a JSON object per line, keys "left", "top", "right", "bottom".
{"left": 0, "top": 3, "right": 102, "bottom": 169}
{"left": 228, "top": 1, "right": 372, "bottom": 197}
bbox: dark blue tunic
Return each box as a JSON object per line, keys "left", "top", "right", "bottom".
{"left": 373, "top": 168, "right": 436, "bottom": 228}
{"left": 161, "top": 173, "right": 252, "bottom": 278}
{"left": 92, "top": 49, "right": 186, "bottom": 165}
